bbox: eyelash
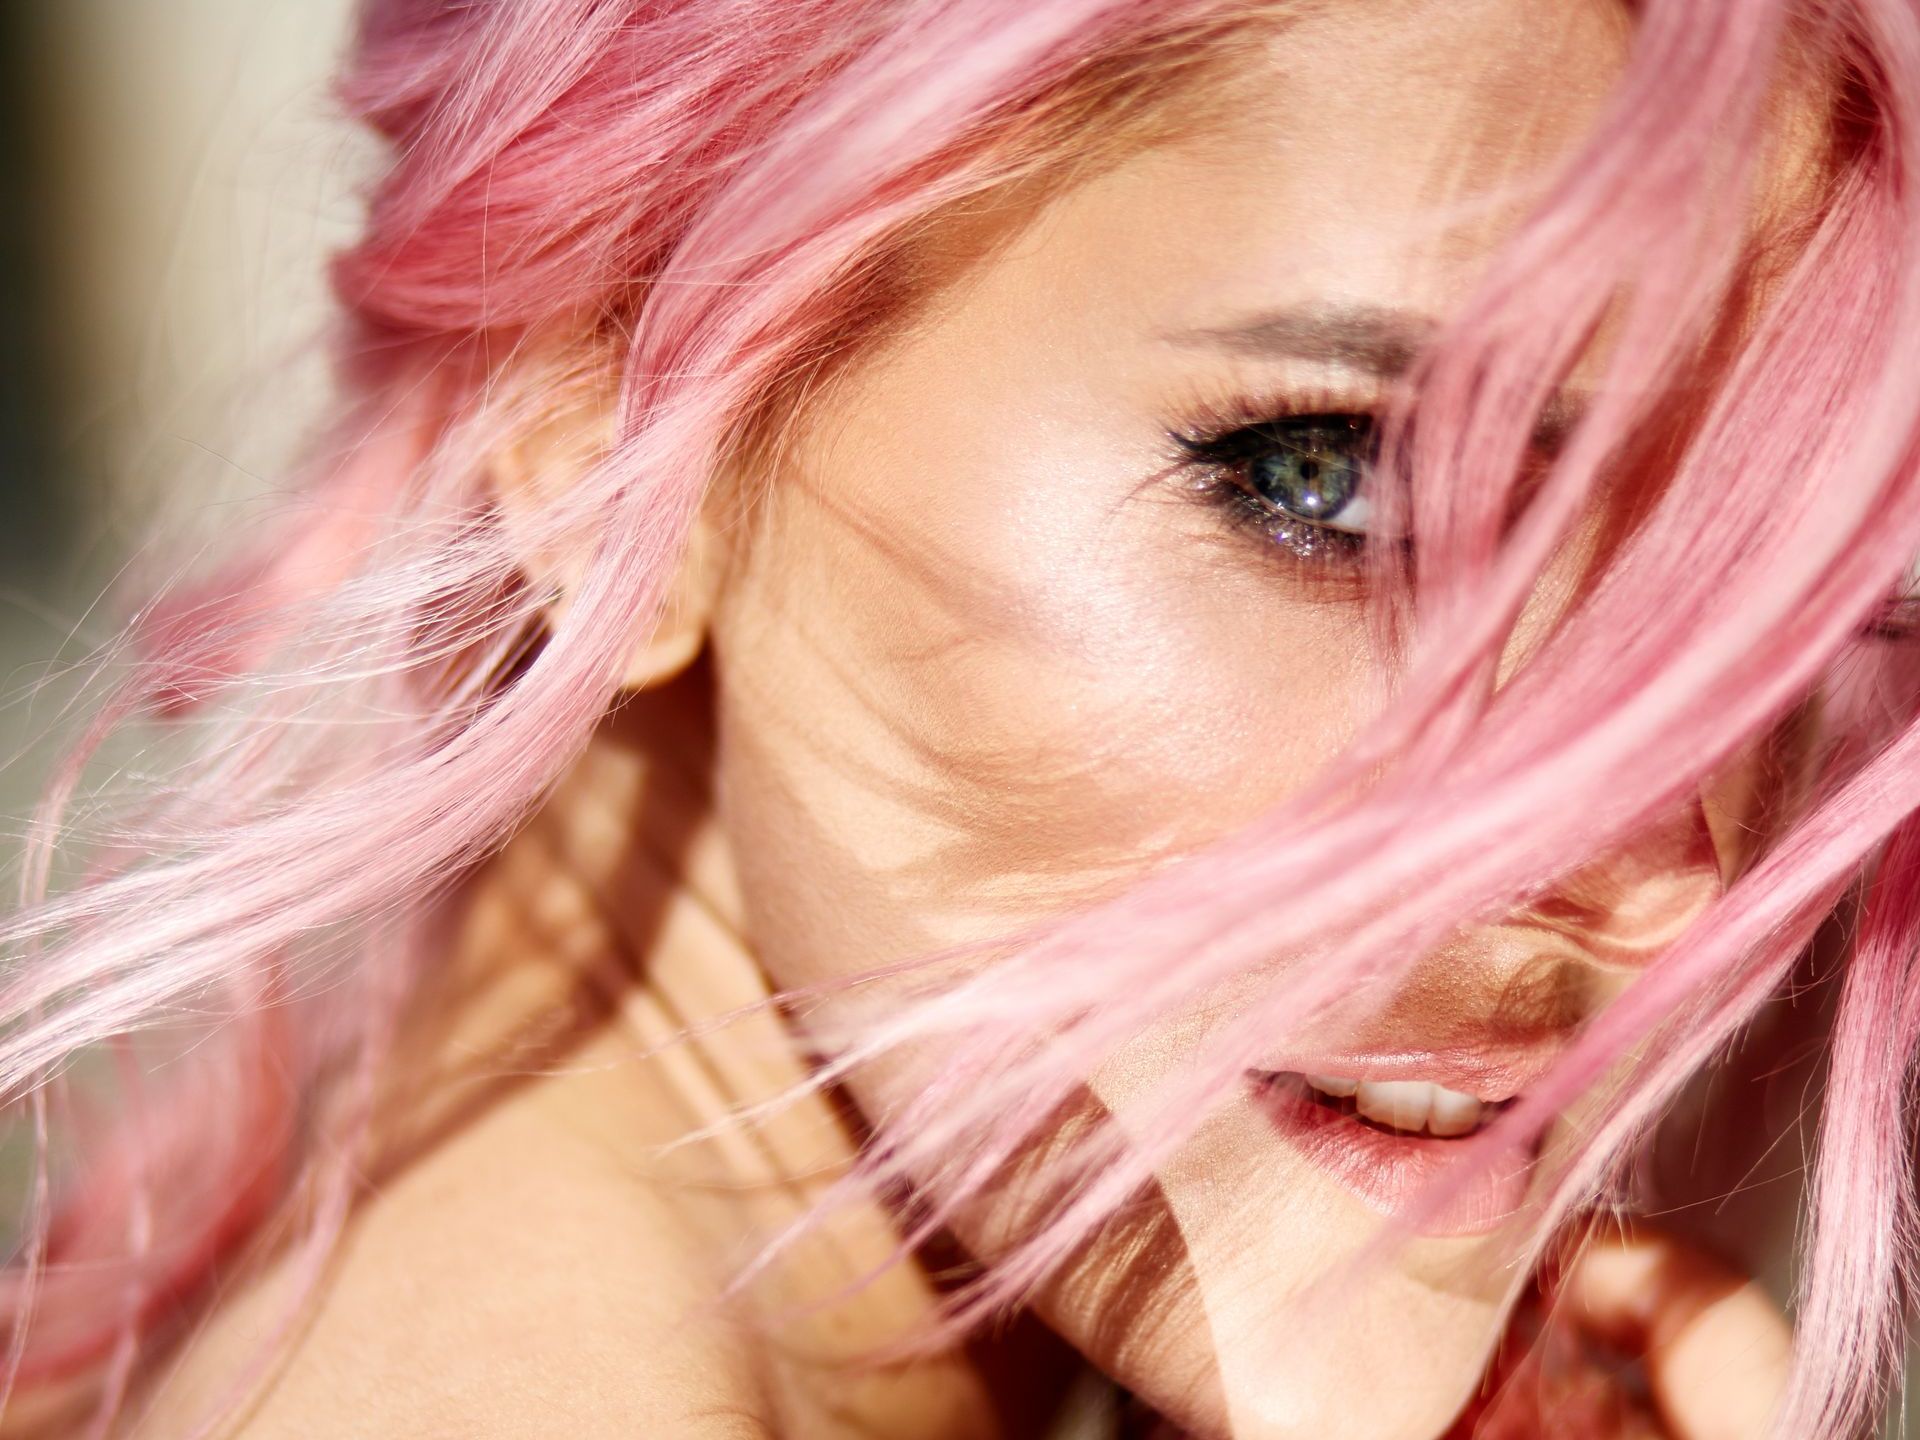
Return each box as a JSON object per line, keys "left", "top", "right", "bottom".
{"left": 1169, "top": 398, "right": 1920, "bottom": 656}
{"left": 1163, "top": 388, "right": 1394, "bottom": 575}
{"left": 1166, "top": 387, "right": 1920, "bottom": 648}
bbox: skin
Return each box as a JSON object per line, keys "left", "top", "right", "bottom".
{"left": 694, "top": 0, "right": 1801, "bottom": 1435}
{"left": 116, "top": 1, "right": 1814, "bottom": 1437}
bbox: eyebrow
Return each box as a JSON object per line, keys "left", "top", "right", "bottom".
{"left": 1160, "top": 301, "right": 1589, "bottom": 449}
{"left": 1159, "top": 302, "right": 1437, "bottom": 373}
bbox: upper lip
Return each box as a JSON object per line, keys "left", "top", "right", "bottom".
{"left": 1246, "top": 1042, "right": 1567, "bottom": 1106}
{"left": 1241, "top": 932, "right": 1599, "bottom": 1105}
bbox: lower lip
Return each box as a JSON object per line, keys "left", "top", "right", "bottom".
{"left": 1248, "top": 1073, "right": 1541, "bottom": 1237}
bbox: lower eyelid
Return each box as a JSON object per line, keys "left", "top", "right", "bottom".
{"left": 1161, "top": 415, "right": 1388, "bottom": 581}
{"left": 1199, "top": 470, "right": 1370, "bottom": 566}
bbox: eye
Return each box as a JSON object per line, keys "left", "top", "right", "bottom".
{"left": 1169, "top": 412, "right": 1382, "bottom": 564}
{"left": 1239, "top": 415, "right": 1375, "bottom": 535}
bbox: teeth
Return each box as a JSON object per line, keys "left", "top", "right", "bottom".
{"left": 1301, "top": 1074, "right": 1488, "bottom": 1137}
{"left": 1425, "top": 1086, "right": 1485, "bottom": 1138}
{"left": 1304, "top": 1073, "right": 1358, "bottom": 1097}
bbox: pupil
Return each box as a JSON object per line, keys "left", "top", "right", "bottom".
{"left": 1248, "top": 419, "right": 1364, "bottom": 523}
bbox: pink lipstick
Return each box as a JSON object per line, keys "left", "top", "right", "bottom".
{"left": 1247, "top": 1070, "right": 1544, "bottom": 1236}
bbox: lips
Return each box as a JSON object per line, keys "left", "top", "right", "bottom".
{"left": 1247, "top": 1069, "right": 1547, "bottom": 1236}
{"left": 1237, "top": 944, "right": 1584, "bottom": 1234}
{"left": 1249, "top": 1042, "right": 1562, "bottom": 1106}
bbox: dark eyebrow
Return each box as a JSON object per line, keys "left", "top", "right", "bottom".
{"left": 1158, "top": 303, "right": 1437, "bottom": 374}
{"left": 1160, "top": 301, "right": 1590, "bottom": 451}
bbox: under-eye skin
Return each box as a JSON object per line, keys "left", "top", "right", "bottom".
{"left": 1169, "top": 411, "right": 1382, "bottom": 568}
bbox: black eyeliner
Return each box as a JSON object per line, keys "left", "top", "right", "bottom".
{"left": 1167, "top": 411, "right": 1377, "bottom": 569}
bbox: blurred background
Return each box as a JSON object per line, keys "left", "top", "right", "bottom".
{"left": 0, "top": 0, "right": 362, "bottom": 818}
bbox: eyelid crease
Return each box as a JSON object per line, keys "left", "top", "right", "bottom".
{"left": 1160, "top": 368, "right": 1590, "bottom": 460}
{"left": 1160, "top": 372, "right": 1397, "bottom": 449}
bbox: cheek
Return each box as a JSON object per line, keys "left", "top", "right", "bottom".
{"left": 711, "top": 433, "right": 1377, "bottom": 985}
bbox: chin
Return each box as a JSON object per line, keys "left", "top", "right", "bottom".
{"left": 1146, "top": 1273, "right": 1505, "bottom": 1440}
{"left": 1036, "top": 1095, "right": 1522, "bottom": 1440}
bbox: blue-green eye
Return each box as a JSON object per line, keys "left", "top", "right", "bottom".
{"left": 1242, "top": 416, "right": 1374, "bottom": 534}
{"left": 1170, "top": 412, "right": 1379, "bottom": 561}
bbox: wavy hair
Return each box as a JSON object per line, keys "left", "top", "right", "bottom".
{"left": 6, "top": 1, "right": 1920, "bottom": 1436}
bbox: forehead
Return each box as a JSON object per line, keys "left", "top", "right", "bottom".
{"left": 1008, "top": 0, "right": 1637, "bottom": 343}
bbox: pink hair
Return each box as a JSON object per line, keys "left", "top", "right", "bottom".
{"left": 6, "top": 1, "right": 1920, "bottom": 1436}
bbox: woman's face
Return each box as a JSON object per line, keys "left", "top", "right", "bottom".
{"left": 700, "top": 1, "right": 1782, "bottom": 1436}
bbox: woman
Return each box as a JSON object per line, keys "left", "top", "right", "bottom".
{"left": 2, "top": 0, "right": 1914, "bottom": 1434}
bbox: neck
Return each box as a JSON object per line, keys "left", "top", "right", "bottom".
{"left": 403, "top": 652, "right": 1076, "bottom": 1438}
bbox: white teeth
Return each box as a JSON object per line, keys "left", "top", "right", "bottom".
{"left": 1304, "top": 1073, "right": 1358, "bottom": 1097}
{"left": 1424, "top": 1086, "right": 1485, "bottom": 1138}
{"left": 1300, "top": 1074, "right": 1488, "bottom": 1137}
{"left": 1354, "top": 1079, "right": 1431, "bottom": 1132}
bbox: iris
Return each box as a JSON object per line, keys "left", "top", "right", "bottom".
{"left": 1246, "top": 416, "right": 1370, "bottom": 531}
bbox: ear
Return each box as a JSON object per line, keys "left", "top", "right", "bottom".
{"left": 486, "top": 346, "right": 725, "bottom": 691}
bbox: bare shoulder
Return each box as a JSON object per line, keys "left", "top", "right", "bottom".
{"left": 107, "top": 730, "right": 1001, "bottom": 1439}
{"left": 127, "top": 1028, "right": 780, "bottom": 1439}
